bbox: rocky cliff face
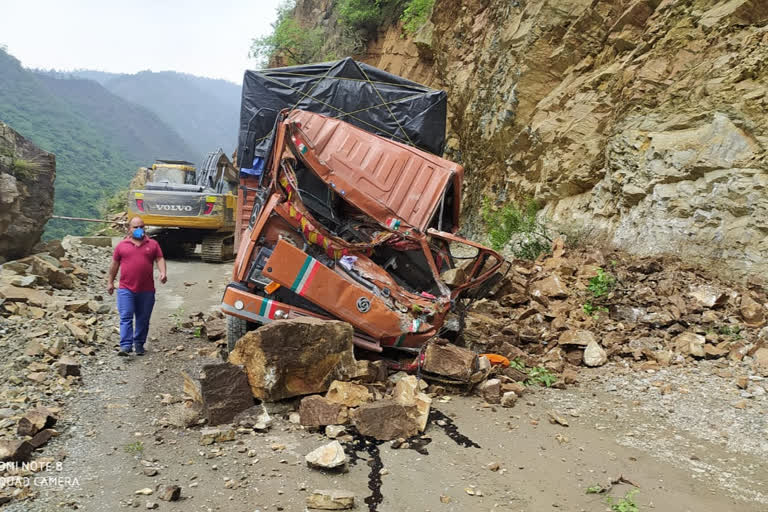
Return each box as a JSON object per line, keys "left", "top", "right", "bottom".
{"left": 0, "top": 122, "right": 56, "bottom": 262}
{"left": 297, "top": 0, "right": 768, "bottom": 277}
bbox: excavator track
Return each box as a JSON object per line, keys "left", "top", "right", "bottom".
{"left": 201, "top": 233, "right": 234, "bottom": 263}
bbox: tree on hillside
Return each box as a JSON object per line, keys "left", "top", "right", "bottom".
{"left": 250, "top": 0, "right": 325, "bottom": 66}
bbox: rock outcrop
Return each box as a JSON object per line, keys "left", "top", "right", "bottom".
{"left": 0, "top": 122, "right": 56, "bottom": 262}
{"left": 295, "top": 0, "right": 768, "bottom": 277}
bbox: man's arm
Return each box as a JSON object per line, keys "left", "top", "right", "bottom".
{"left": 157, "top": 257, "right": 167, "bottom": 284}
{"left": 107, "top": 259, "right": 119, "bottom": 295}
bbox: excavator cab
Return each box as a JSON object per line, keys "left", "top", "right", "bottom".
{"left": 127, "top": 151, "right": 239, "bottom": 262}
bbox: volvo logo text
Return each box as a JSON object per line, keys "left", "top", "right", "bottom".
{"left": 155, "top": 204, "right": 193, "bottom": 212}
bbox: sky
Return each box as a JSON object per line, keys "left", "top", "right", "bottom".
{"left": 0, "top": 0, "right": 283, "bottom": 84}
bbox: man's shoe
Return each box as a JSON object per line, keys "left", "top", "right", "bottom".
{"left": 117, "top": 350, "right": 130, "bottom": 357}
{"left": 135, "top": 347, "right": 146, "bottom": 356}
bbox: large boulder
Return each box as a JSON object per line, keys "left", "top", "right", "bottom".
{"left": 198, "top": 362, "right": 255, "bottom": 426}
{"left": 228, "top": 318, "right": 356, "bottom": 401}
{"left": 0, "top": 121, "right": 55, "bottom": 263}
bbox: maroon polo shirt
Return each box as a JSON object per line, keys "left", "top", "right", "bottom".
{"left": 113, "top": 237, "right": 163, "bottom": 292}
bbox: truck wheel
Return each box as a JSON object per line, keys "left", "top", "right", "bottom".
{"left": 226, "top": 316, "right": 259, "bottom": 354}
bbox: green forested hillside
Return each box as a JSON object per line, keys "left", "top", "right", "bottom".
{"left": 36, "top": 74, "right": 194, "bottom": 163}
{"left": 99, "top": 71, "right": 241, "bottom": 159}
{"left": 0, "top": 49, "right": 193, "bottom": 238}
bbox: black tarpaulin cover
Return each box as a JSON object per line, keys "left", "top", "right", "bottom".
{"left": 237, "top": 57, "right": 447, "bottom": 168}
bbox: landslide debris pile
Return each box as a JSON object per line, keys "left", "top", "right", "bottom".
{"left": 0, "top": 237, "right": 115, "bottom": 505}
{"left": 461, "top": 240, "right": 768, "bottom": 377}
{"left": 172, "top": 242, "right": 767, "bottom": 510}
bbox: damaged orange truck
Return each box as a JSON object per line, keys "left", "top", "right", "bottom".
{"left": 222, "top": 59, "right": 505, "bottom": 352}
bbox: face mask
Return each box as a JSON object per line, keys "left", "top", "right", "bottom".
{"left": 131, "top": 227, "right": 145, "bottom": 239}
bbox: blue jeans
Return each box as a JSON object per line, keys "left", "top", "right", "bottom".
{"left": 117, "top": 289, "right": 155, "bottom": 352}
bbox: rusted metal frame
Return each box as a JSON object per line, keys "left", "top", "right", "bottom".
{"left": 427, "top": 228, "right": 504, "bottom": 298}
{"left": 417, "top": 236, "right": 452, "bottom": 302}
{"left": 234, "top": 193, "right": 282, "bottom": 282}
{"left": 267, "top": 111, "right": 293, "bottom": 191}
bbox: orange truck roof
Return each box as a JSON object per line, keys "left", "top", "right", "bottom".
{"left": 285, "top": 110, "right": 463, "bottom": 234}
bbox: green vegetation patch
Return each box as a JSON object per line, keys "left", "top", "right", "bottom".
{"left": 250, "top": 1, "right": 326, "bottom": 66}
{"left": 481, "top": 197, "right": 552, "bottom": 260}
{"left": 401, "top": 0, "right": 435, "bottom": 34}
{"left": 587, "top": 268, "right": 616, "bottom": 298}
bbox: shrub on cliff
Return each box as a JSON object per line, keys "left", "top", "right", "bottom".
{"left": 481, "top": 197, "right": 552, "bottom": 260}
{"left": 401, "top": 0, "right": 434, "bottom": 34}
{"left": 250, "top": 1, "right": 326, "bottom": 66}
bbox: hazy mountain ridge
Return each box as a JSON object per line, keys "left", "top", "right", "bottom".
{"left": 0, "top": 49, "right": 193, "bottom": 238}
{"left": 36, "top": 74, "right": 195, "bottom": 162}
{"left": 98, "top": 70, "right": 241, "bottom": 159}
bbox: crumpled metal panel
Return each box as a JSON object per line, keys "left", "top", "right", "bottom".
{"left": 286, "top": 110, "right": 461, "bottom": 234}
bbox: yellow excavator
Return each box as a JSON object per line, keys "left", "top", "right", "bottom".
{"left": 127, "top": 150, "right": 238, "bottom": 262}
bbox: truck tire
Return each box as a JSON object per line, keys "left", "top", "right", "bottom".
{"left": 226, "top": 316, "right": 247, "bottom": 354}
{"left": 226, "top": 316, "right": 259, "bottom": 354}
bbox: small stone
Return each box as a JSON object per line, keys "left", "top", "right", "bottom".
{"left": 135, "top": 488, "right": 153, "bottom": 495}
{"left": 325, "top": 425, "right": 346, "bottom": 439}
{"left": 673, "top": 332, "right": 706, "bottom": 358}
{"left": 17, "top": 407, "right": 57, "bottom": 437}
{"left": 548, "top": 412, "right": 569, "bottom": 427}
{"left": 56, "top": 356, "right": 81, "bottom": 377}
{"left": 198, "top": 362, "right": 255, "bottom": 426}
{"left": 306, "top": 489, "right": 355, "bottom": 510}
{"left": 325, "top": 381, "right": 371, "bottom": 407}
{"left": 476, "top": 379, "right": 501, "bottom": 404}
{"left": 28, "top": 428, "right": 57, "bottom": 449}
{"left": 299, "top": 395, "right": 345, "bottom": 427}
{"left": 158, "top": 484, "right": 181, "bottom": 501}
{"left": 500, "top": 391, "right": 518, "bottom": 408}
{"left": 350, "top": 401, "right": 420, "bottom": 441}
{"left": 0, "top": 440, "right": 33, "bottom": 462}
{"left": 558, "top": 330, "right": 596, "bottom": 347}
{"left": 583, "top": 341, "right": 607, "bottom": 367}
{"left": 422, "top": 341, "right": 476, "bottom": 381}
{"left": 305, "top": 441, "right": 347, "bottom": 470}
{"left": 199, "top": 427, "right": 235, "bottom": 445}
{"left": 146, "top": 502, "right": 158, "bottom": 510}
{"left": 143, "top": 468, "right": 158, "bottom": 477}
{"left": 741, "top": 295, "right": 765, "bottom": 326}
{"left": 754, "top": 348, "right": 768, "bottom": 374}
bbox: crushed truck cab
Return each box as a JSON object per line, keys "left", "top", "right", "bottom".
{"left": 222, "top": 109, "right": 504, "bottom": 352}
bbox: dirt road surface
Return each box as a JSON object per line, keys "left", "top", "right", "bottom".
{"left": 10, "top": 259, "right": 767, "bottom": 512}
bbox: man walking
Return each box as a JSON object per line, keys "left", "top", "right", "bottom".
{"left": 107, "top": 217, "right": 167, "bottom": 356}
